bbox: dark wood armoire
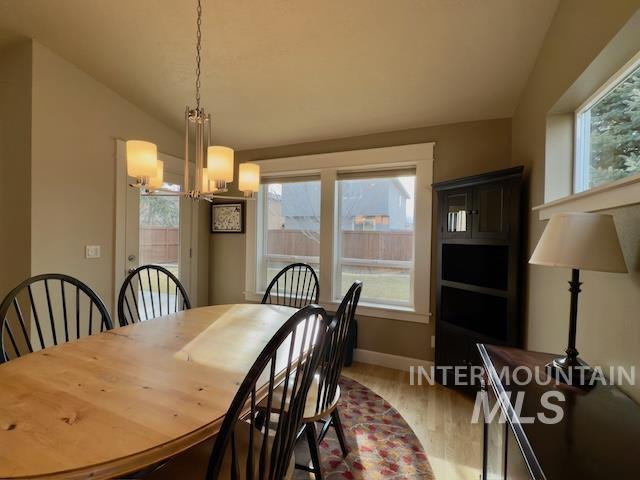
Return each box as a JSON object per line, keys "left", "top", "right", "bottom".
{"left": 433, "top": 166, "right": 524, "bottom": 392}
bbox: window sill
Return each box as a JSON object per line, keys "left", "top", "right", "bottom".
{"left": 534, "top": 173, "right": 640, "bottom": 220}
{"left": 244, "top": 291, "right": 431, "bottom": 324}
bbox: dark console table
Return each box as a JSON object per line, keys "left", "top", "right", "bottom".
{"left": 478, "top": 344, "right": 640, "bottom": 479}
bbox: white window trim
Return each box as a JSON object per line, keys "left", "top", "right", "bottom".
{"left": 536, "top": 49, "right": 640, "bottom": 220}
{"left": 244, "top": 143, "right": 434, "bottom": 324}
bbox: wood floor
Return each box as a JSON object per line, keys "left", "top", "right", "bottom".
{"left": 342, "top": 362, "right": 483, "bottom": 480}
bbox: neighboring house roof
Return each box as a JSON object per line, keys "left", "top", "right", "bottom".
{"left": 281, "top": 179, "right": 408, "bottom": 218}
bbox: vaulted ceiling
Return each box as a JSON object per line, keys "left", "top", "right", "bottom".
{"left": 0, "top": 0, "right": 558, "bottom": 149}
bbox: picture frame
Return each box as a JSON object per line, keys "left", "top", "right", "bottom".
{"left": 211, "top": 202, "right": 245, "bottom": 233}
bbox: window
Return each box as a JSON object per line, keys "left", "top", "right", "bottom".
{"left": 246, "top": 143, "right": 433, "bottom": 322}
{"left": 258, "top": 179, "right": 321, "bottom": 292}
{"left": 336, "top": 174, "right": 415, "bottom": 306}
{"left": 575, "top": 60, "right": 640, "bottom": 192}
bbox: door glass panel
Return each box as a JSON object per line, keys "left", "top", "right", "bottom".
{"left": 478, "top": 187, "right": 503, "bottom": 233}
{"left": 446, "top": 193, "right": 469, "bottom": 233}
{"left": 139, "top": 182, "right": 181, "bottom": 278}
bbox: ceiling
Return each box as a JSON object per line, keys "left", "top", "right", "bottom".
{"left": 0, "top": 0, "right": 558, "bottom": 150}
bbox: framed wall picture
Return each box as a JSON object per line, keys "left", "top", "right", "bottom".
{"left": 211, "top": 202, "right": 245, "bottom": 233}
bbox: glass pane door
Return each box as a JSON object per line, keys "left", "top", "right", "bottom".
{"left": 139, "top": 182, "right": 181, "bottom": 278}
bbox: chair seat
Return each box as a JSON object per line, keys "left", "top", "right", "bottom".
{"left": 145, "top": 421, "right": 295, "bottom": 480}
{"left": 259, "top": 374, "right": 341, "bottom": 423}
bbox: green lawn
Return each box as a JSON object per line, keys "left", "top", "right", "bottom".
{"left": 339, "top": 272, "right": 410, "bottom": 304}
{"left": 266, "top": 267, "right": 410, "bottom": 304}
{"left": 138, "top": 263, "right": 179, "bottom": 294}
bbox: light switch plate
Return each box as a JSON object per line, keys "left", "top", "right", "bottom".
{"left": 85, "top": 245, "right": 101, "bottom": 259}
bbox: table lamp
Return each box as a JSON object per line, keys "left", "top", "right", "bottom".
{"left": 529, "top": 212, "right": 627, "bottom": 386}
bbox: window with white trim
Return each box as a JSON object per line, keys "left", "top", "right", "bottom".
{"left": 335, "top": 172, "right": 415, "bottom": 307}
{"left": 257, "top": 178, "right": 320, "bottom": 292}
{"left": 575, "top": 59, "right": 640, "bottom": 192}
{"left": 245, "top": 143, "right": 433, "bottom": 321}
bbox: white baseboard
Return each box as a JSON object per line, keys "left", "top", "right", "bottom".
{"left": 353, "top": 348, "right": 434, "bottom": 371}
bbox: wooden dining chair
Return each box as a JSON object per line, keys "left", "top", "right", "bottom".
{"left": 147, "top": 305, "right": 331, "bottom": 480}
{"left": 290, "top": 281, "right": 362, "bottom": 479}
{"left": 261, "top": 263, "right": 319, "bottom": 308}
{"left": 0, "top": 273, "right": 113, "bottom": 363}
{"left": 117, "top": 265, "right": 191, "bottom": 327}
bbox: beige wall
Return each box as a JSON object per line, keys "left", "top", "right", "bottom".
{"left": 512, "top": 0, "right": 640, "bottom": 400}
{"left": 210, "top": 118, "right": 512, "bottom": 360}
{"left": 8, "top": 41, "right": 201, "bottom": 315}
{"left": 0, "top": 41, "right": 32, "bottom": 298}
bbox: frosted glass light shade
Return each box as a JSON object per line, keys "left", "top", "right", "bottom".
{"left": 126, "top": 140, "right": 157, "bottom": 178}
{"left": 207, "top": 146, "right": 234, "bottom": 182}
{"left": 148, "top": 160, "right": 164, "bottom": 189}
{"left": 530, "top": 212, "right": 627, "bottom": 273}
{"left": 239, "top": 163, "right": 260, "bottom": 194}
{"left": 201, "top": 167, "right": 211, "bottom": 192}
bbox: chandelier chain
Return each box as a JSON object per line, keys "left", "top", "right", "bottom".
{"left": 195, "top": 0, "right": 202, "bottom": 110}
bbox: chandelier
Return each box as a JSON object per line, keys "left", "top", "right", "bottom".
{"left": 125, "top": 0, "right": 259, "bottom": 201}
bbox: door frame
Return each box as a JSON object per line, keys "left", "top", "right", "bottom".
{"left": 114, "top": 139, "right": 200, "bottom": 313}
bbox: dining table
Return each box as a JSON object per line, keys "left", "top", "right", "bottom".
{"left": 0, "top": 303, "right": 299, "bottom": 480}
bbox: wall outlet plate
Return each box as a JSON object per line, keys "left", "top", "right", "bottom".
{"left": 85, "top": 245, "right": 101, "bottom": 259}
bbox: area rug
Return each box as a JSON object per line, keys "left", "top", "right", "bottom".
{"left": 294, "top": 376, "right": 434, "bottom": 479}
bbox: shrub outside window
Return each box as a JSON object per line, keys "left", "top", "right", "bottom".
{"left": 575, "top": 61, "right": 640, "bottom": 192}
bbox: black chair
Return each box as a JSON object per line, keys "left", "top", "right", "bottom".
{"left": 0, "top": 273, "right": 113, "bottom": 363}
{"left": 299, "top": 281, "right": 362, "bottom": 479}
{"left": 261, "top": 263, "right": 319, "bottom": 308}
{"left": 117, "top": 265, "right": 191, "bottom": 327}
{"left": 147, "top": 305, "right": 331, "bottom": 480}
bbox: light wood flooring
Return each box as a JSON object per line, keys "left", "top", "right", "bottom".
{"left": 342, "top": 362, "right": 483, "bottom": 480}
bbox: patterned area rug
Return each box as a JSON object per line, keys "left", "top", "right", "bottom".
{"left": 294, "top": 376, "right": 434, "bottom": 479}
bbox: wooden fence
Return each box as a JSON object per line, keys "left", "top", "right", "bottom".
{"left": 139, "top": 228, "right": 412, "bottom": 265}
{"left": 266, "top": 229, "right": 413, "bottom": 261}
{"left": 140, "top": 227, "right": 179, "bottom": 264}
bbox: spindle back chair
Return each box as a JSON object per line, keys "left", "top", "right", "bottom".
{"left": 314, "top": 280, "right": 362, "bottom": 416}
{"left": 0, "top": 273, "right": 113, "bottom": 363}
{"left": 117, "top": 265, "right": 191, "bottom": 327}
{"left": 285, "top": 281, "right": 362, "bottom": 479}
{"left": 206, "top": 305, "right": 330, "bottom": 479}
{"left": 261, "top": 263, "right": 319, "bottom": 308}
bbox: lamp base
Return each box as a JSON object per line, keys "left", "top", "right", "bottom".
{"left": 546, "top": 355, "right": 594, "bottom": 389}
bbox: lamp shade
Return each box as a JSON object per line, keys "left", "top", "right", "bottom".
{"left": 207, "top": 146, "right": 234, "bottom": 183}
{"left": 148, "top": 160, "right": 164, "bottom": 189}
{"left": 126, "top": 140, "right": 157, "bottom": 178}
{"left": 530, "top": 212, "right": 627, "bottom": 273}
{"left": 239, "top": 163, "right": 260, "bottom": 194}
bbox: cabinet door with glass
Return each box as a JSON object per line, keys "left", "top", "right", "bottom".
{"left": 441, "top": 187, "right": 472, "bottom": 239}
{"left": 472, "top": 181, "right": 510, "bottom": 241}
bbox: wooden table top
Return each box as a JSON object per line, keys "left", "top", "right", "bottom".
{"left": 0, "top": 303, "right": 298, "bottom": 480}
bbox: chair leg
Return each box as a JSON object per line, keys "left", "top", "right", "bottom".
{"left": 305, "top": 421, "right": 323, "bottom": 480}
{"left": 254, "top": 410, "right": 266, "bottom": 431}
{"left": 317, "top": 417, "right": 332, "bottom": 444}
{"left": 331, "top": 409, "right": 349, "bottom": 457}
